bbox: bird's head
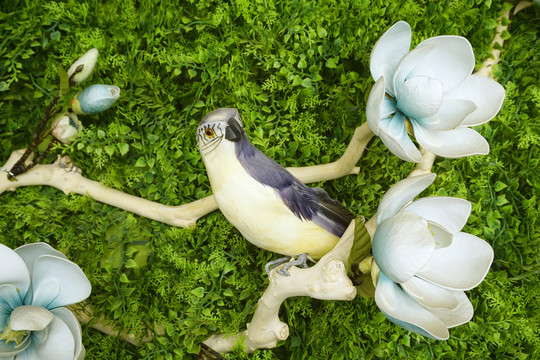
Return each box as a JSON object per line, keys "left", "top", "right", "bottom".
{"left": 197, "top": 108, "right": 245, "bottom": 156}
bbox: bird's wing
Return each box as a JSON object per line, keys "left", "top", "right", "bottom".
{"left": 312, "top": 187, "right": 355, "bottom": 237}
{"left": 236, "top": 137, "right": 319, "bottom": 220}
{"left": 236, "top": 137, "right": 353, "bottom": 236}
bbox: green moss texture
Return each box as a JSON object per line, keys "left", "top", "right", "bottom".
{"left": 1, "top": 0, "right": 539, "bottom": 359}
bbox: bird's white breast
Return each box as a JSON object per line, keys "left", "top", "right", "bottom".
{"left": 201, "top": 140, "right": 338, "bottom": 258}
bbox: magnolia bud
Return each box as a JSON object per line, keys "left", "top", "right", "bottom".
{"left": 70, "top": 84, "right": 120, "bottom": 115}
{"left": 51, "top": 112, "right": 82, "bottom": 144}
{"left": 67, "top": 48, "right": 99, "bottom": 84}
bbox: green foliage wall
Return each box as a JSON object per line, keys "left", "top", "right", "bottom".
{"left": 1, "top": 0, "right": 539, "bottom": 358}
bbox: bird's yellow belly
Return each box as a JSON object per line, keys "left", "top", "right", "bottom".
{"left": 206, "top": 154, "right": 338, "bottom": 258}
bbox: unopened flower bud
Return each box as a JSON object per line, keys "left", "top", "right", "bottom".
{"left": 51, "top": 112, "right": 82, "bottom": 144}
{"left": 67, "top": 48, "right": 99, "bottom": 84}
{"left": 70, "top": 84, "right": 120, "bottom": 115}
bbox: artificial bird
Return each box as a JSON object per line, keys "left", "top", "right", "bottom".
{"left": 197, "top": 108, "right": 354, "bottom": 275}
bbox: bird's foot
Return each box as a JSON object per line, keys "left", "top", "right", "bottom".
{"left": 264, "top": 256, "right": 290, "bottom": 275}
{"left": 265, "top": 253, "right": 309, "bottom": 276}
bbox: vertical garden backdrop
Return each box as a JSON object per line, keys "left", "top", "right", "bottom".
{"left": 1, "top": 0, "right": 539, "bottom": 359}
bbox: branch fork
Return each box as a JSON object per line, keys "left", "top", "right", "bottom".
{"left": 204, "top": 220, "right": 357, "bottom": 353}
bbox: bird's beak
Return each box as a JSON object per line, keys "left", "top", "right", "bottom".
{"left": 225, "top": 117, "right": 244, "bottom": 142}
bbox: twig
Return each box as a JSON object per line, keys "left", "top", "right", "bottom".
{"left": 0, "top": 123, "right": 374, "bottom": 227}
{"left": 69, "top": 303, "right": 161, "bottom": 346}
{"left": 203, "top": 221, "right": 357, "bottom": 353}
{"left": 474, "top": 1, "right": 532, "bottom": 78}
{"left": 8, "top": 91, "right": 62, "bottom": 179}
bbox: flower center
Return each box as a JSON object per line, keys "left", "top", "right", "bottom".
{"left": 0, "top": 323, "right": 28, "bottom": 345}
{"left": 396, "top": 75, "right": 443, "bottom": 119}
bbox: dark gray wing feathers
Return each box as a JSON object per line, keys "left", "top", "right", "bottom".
{"left": 312, "top": 187, "right": 354, "bottom": 237}
{"left": 235, "top": 135, "right": 353, "bottom": 237}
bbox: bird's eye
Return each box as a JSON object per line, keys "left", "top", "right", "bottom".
{"left": 205, "top": 128, "right": 215, "bottom": 137}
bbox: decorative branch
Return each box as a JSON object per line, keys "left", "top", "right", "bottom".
{"left": 1, "top": 123, "right": 374, "bottom": 227}
{"left": 203, "top": 220, "right": 358, "bottom": 353}
{"left": 69, "top": 303, "right": 162, "bottom": 346}
{"left": 474, "top": 1, "right": 531, "bottom": 78}
{"left": 286, "top": 123, "right": 373, "bottom": 183}
{"left": 0, "top": 151, "right": 213, "bottom": 228}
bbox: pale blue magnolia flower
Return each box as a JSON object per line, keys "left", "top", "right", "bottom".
{"left": 0, "top": 243, "right": 91, "bottom": 359}
{"left": 367, "top": 21, "right": 505, "bottom": 162}
{"left": 71, "top": 84, "right": 120, "bottom": 115}
{"left": 372, "top": 174, "right": 493, "bottom": 340}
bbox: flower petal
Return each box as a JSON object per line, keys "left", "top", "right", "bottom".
{"left": 15, "top": 243, "right": 67, "bottom": 275}
{"left": 380, "top": 95, "right": 397, "bottom": 119}
{"left": 445, "top": 75, "right": 505, "bottom": 126}
{"left": 376, "top": 173, "right": 436, "bottom": 225}
{"left": 19, "top": 316, "right": 76, "bottom": 360}
{"left": 413, "top": 124, "right": 489, "bottom": 158}
{"left": 396, "top": 75, "right": 444, "bottom": 119}
{"left": 26, "top": 277, "right": 60, "bottom": 308}
{"left": 401, "top": 276, "right": 460, "bottom": 310}
{"left": 9, "top": 305, "right": 54, "bottom": 332}
{"left": 417, "top": 232, "right": 494, "bottom": 290}
{"left": 0, "top": 244, "right": 30, "bottom": 299}
{"left": 50, "top": 308, "right": 85, "bottom": 360}
{"left": 411, "top": 36, "right": 475, "bottom": 92}
{"left": 401, "top": 277, "right": 473, "bottom": 328}
{"left": 0, "top": 285, "right": 24, "bottom": 312}
{"left": 373, "top": 212, "right": 435, "bottom": 284}
{"left": 30, "top": 256, "right": 91, "bottom": 309}
{"left": 427, "top": 221, "right": 453, "bottom": 249}
{"left": 427, "top": 291, "right": 474, "bottom": 328}
{"left": 375, "top": 272, "right": 449, "bottom": 340}
{"left": 0, "top": 302, "right": 10, "bottom": 329}
{"left": 418, "top": 98, "right": 477, "bottom": 131}
{"left": 370, "top": 21, "right": 412, "bottom": 96}
{"left": 378, "top": 112, "right": 423, "bottom": 162}
{"left": 17, "top": 242, "right": 68, "bottom": 306}
{"left": 0, "top": 329, "right": 31, "bottom": 357}
{"left": 366, "top": 77, "right": 386, "bottom": 135}
{"left": 404, "top": 196, "right": 471, "bottom": 234}
{"left": 392, "top": 44, "right": 435, "bottom": 93}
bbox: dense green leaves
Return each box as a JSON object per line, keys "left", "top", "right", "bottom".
{"left": 1, "top": 0, "right": 539, "bottom": 359}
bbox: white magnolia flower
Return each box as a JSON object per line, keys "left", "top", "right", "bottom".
{"left": 70, "top": 84, "right": 120, "bottom": 115}
{"left": 0, "top": 243, "right": 91, "bottom": 359}
{"left": 67, "top": 48, "right": 99, "bottom": 84}
{"left": 367, "top": 21, "right": 505, "bottom": 162}
{"left": 372, "top": 174, "right": 493, "bottom": 340}
{"left": 51, "top": 112, "right": 83, "bottom": 144}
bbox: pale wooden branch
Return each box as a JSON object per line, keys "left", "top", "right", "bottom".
{"left": 1, "top": 123, "right": 374, "bottom": 227}
{"left": 474, "top": 1, "right": 532, "bottom": 78}
{"left": 407, "top": 148, "right": 437, "bottom": 178}
{"left": 286, "top": 123, "right": 373, "bottom": 183}
{"left": 203, "top": 220, "right": 357, "bottom": 353}
{"left": 69, "top": 303, "right": 163, "bottom": 346}
{"left": 0, "top": 151, "right": 214, "bottom": 228}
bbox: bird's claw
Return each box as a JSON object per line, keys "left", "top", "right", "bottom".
{"left": 265, "top": 253, "right": 309, "bottom": 276}
{"left": 264, "top": 256, "right": 290, "bottom": 275}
